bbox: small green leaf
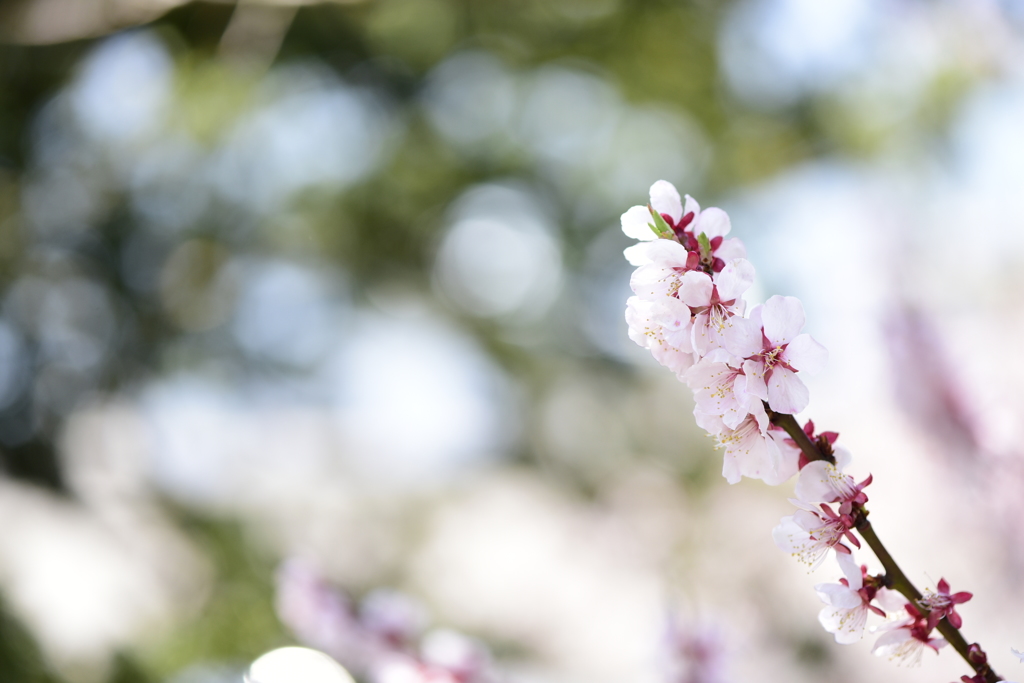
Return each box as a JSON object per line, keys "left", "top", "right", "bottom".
{"left": 697, "top": 232, "right": 712, "bottom": 259}
{"left": 647, "top": 205, "right": 674, "bottom": 238}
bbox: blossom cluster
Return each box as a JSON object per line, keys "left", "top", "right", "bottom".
{"left": 622, "top": 181, "right": 827, "bottom": 485}
{"left": 275, "top": 560, "right": 494, "bottom": 683}
{"left": 621, "top": 181, "right": 983, "bottom": 665}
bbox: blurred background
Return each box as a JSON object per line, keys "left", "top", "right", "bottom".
{"left": 1, "top": 0, "right": 1024, "bottom": 682}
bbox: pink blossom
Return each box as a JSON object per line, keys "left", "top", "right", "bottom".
{"left": 702, "top": 401, "right": 797, "bottom": 485}
{"left": 794, "top": 448, "right": 871, "bottom": 506}
{"left": 772, "top": 501, "right": 860, "bottom": 568}
{"left": 684, "top": 357, "right": 756, "bottom": 430}
{"left": 678, "top": 264, "right": 758, "bottom": 357}
{"left": 742, "top": 296, "right": 828, "bottom": 415}
{"left": 629, "top": 240, "right": 696, "bottom": 298}
{"left": 918, "top": 578, "right": 973, "bottom": 630}
{"left": 872, "top": 603, "right": 947, "bottom": 666}
{"left": 621, "top": 181, "right": 746, "bottom": 271}
{"left": 625, "top": 296, "right": 695, "bottom": 376}
{"left": 814, "top": 553, "right": 901, "bottom": 644}
{"left": 620, "top": 181, "right": 692, "bottom": 245}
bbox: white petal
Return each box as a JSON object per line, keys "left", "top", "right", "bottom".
{"left": 873, "top": 588, "right": 907, "bottom": 614}
{"left": 784, "top": 334, "right": 828, "bottom": 374}
{"left": 796, "top": 461, "right": 841, "bottom": 504}
{"left": 630, "top": 264, "right": 674, "bottom": 300}
{"left": 763, "top": 432, "right": 801, "bottom": 485}
{"left": 815, "top": 583, "right": 864, "bottom": 610}
{"left": 714, "top": 237, "right": 746, "bottom": 261}
{"left": 762, "top": 295, "right": 806, "bottom": 346}
{"left": 766, "top": 365, "right": 810, "bottom": 415}
{"left": 682, "top": 193, "right": 701, "bottom": 219}
{"left": 871, "top": 628, "right": 913, "bottom": 656}
{"left": 623, "top": 243, "right": 649, "bottom": 266}
{"left": 713, "top": 258, "right": 755, "bottom": 301}
{"left": 678, "top": 270, "right": 713, "bottom": 307}
{"left": 772, "top": 515, "right": 810, "bottom": 554}
{"left": 694, "top": 406, "right": 726, "bottom": 436}
{"left": 621, "top": 204, "right": 659, "bottom": 241}
{"left": 649, "top": 180, "right": 682, "bottom": 223}
{"left": 833, "top": 445, "right": 853, "bottom": 471}
{"left": 695, "top": 206, "right": 731, "bottom": 238}
{"left": 722, "top": 314, "right": 763, "bottom": 359}
{"left": 625, "top": 297, "right": 657, "bottom": 348}
{"left": 836, "top": 550, "right": 862, "bottom": 589}
{"left": 818, "top": 603, "right": 867, "bottom": 644}
{"left": 651, "top": 342, "right": 696, "bottom": 376}
{"left": 742, "top": 359, "right": 768, "bottom": 401}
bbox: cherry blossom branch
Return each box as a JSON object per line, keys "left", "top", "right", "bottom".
{"left": 622, "top": 181, "right": 1007, "bottom": 681}
{"left": 770, "top": 409, "right": 1001, "bottom": 683}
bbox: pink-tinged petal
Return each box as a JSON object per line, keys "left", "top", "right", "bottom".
{"left": 796, "top": 461, "right": 842, "bottom": 504}
{"left": 762, "top": 295, "right": 806, "bottom": 346}
{"left": 748, "top": 398, "right": 770, "bottom": 430}
{"left": 623, "top": 243, "right": 650, "bottom": 266}
{"left": 871, "top": 627, "right": 913, "bottom": 655}
{"left": 714, "top": 237, "right": 746, "bottom": 261}
{"left": 690, "top": 311, "right": 711, "bottom": 356}
{"left": 833, "top": 445, "right": 853, "bottom": 471}
{"left": 815, "top": 583, "right": 863, "bottom": 610}
{"left": 625, "top": 297, "right": 657, "bottom": 348}
{"left": 694, "top": 406, "right": 726, "bottom": 435}
{"left": 742, "top": 359, "right": 768, "bottom": 401}
{"left": 784, "top": 334, "right": 828, "bottom": 374}
{"left": 623, "top": 238, "right": 690, "bottom": 267}
{"left": 722, "top": 316, "right": 763, "bottom": 359}
{"left": 819, "top": 602, "right": 868, "bottom": 644}
{"left": 685, "top": 359, "right": 752, "bottom": 428}
{"left": 713, "top": 258, "right": 755, "bottom": 301}
{"left": 694, "top": 206, "right": 731, "bottom": 239}
{"left": 873, "top": 587, "right": 906, "bottom": 613}
{"left": 650, "top": 180, "right": 683, "bottom": 223}
{"left": 621, "top": 205, "right": 658, "bottom": 241}
{"left": 630, "top": 264, "right": 681, "bottom": 300}
{"left": 766, "top": 365, "right": 810, "bottom": 415}
{"left": 836, "top": 550, "right": 862, "bottom": 589}
{"left": 683, "top": 193, "right": 701, "bottom": 219}
{"left": 650, "top": 342, "right": 695, "bottom": 376}
{"left": 678, "top": 270, "right": 713, "bottom": 307}
{"left": 766, "top": 432, "right": 801, "bottom": 485}
{"left": 654, "top": 299, "right": 694, "bottom": 354}
{"left": 772, "top": 515, "right": 810, "bottom": 554}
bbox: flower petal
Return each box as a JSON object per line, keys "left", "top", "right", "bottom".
{"left": 714, "top": 237, "right": 746, "bottom": 261}
{"left": 713, "top": 258, "right": 755, "bottom": 301}
{"left": 621, "top": 205, "right": 658, "bottom": 241}
{"left": 766, "top": 365, "right": 810, "bottom": 414}
{"left": 683, "top": 193, "right": 701, "bottom": 219}
{"left": 679, "top": 270, "right": 713, "bottom": 307}
{"left": 785, "top": 334, "right": 828, "bottom": 374}
{"left": 762, "top": 295, "right": 806, "bottom": 346}
{"left": 695, "top": 206, "right": 731, "bottom": 238}
{"left": 650, "top": 180, "right": 683, "bottom": 223}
